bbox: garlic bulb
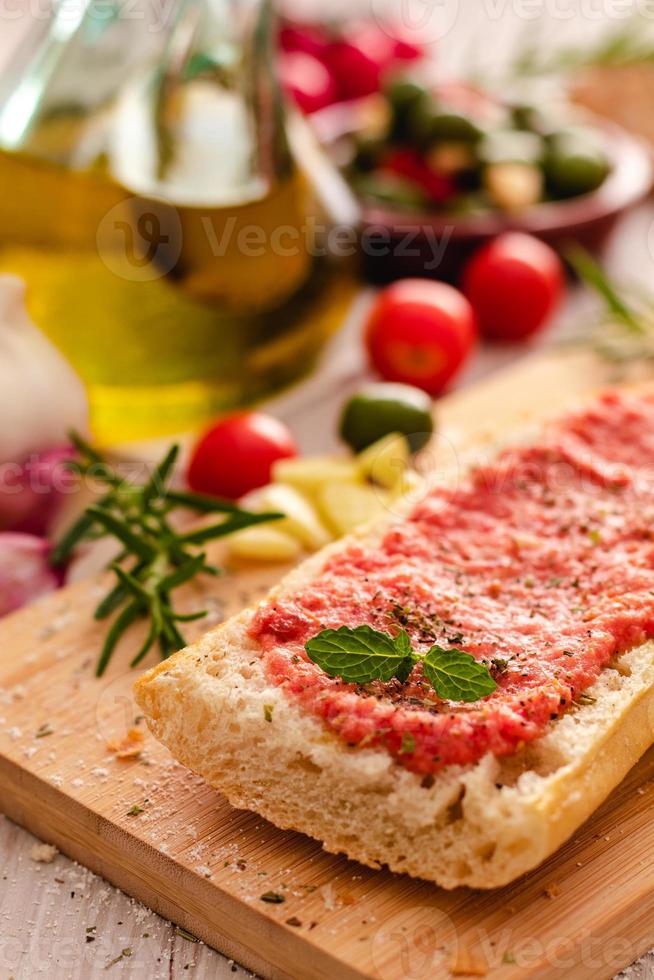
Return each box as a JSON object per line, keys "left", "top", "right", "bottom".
{"left": 0, "top": 275, "right": 88, "bottom": 464}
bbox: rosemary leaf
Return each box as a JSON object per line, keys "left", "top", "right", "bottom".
{"left": 96, "top": 600, "right": 145, "bottom": 677}
{"left": 94, "top": 581, "right": 129, "bottom": 621}
{"left": 179, "top": 509, "right": 283, "bottom": 545}
{"left": 567, "top": 247, "right": 646, "bottom": 335}
{"left": 142, "top": 444, "right": 179, "bottom": 506}
{"left": 157, "top": 553, "right": 210, "bottom": 591}
{"left": 86, "top": 506, "right": 157, "bottom": 562}
{"left": 165, "top": 488, "right": 244, "bottom": 514}
{"left": 51, "top": 511, "right": 98, "bottom": 565}
{"left": 130, "top": 620, "right": 158, "bottom": 668}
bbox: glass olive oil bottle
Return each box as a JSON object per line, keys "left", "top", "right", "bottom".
{"left": 0, "top": 0, "right": 352, "bottom": 443}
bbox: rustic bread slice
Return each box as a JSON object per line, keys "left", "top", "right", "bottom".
{"left": 134, "top": 505, "right": 654, "bottom": 890}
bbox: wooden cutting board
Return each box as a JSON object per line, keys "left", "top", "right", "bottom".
{"left": 2, "top": 348, "right": 654, "bottom": 980}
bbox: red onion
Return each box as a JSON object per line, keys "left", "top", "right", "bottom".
{"left": 0, "top": 446, "right": 76, "bottom": 536}
{"left": 0, "top": 533, "right": 60, "bottom": 617}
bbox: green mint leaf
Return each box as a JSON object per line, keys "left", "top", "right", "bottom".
{"left": 305, "top": 625, "right": 413, "bottom": 684}
{"left": 422, "top": 646, "right": 497, "bottom": 703}
{"left": 394, "top": 629, "right": 412, "bottom": 658}
{"left": 304, "top": 627, "right": 497, "bottom": 704}
{"left": 394, "top": 659, "right": 414, "bottom": 684}
{"left": 393, "top": 629, "right": 415, "bottom": 683}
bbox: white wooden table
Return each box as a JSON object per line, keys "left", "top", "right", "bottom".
{"left": 3, "top": 4, "right": 654, "bottom": 978}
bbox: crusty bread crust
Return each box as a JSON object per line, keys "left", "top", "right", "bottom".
{"left": 135, "top": 503, "right": 654, "bottom": 889}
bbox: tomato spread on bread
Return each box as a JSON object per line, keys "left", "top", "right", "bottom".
{"left": 252, "top": 391, "right": 654, "bottom": 774}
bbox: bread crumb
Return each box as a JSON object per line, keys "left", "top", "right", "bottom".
{"left": 448, "top": 948, "right": 488, "bottom": 976}
{"left": 30, "top": 843, "right": 58, "bottom": 863}
{"left": 544, "top": 883, "right": 560, "bottom": 898}
{"left": 107, "top": 727, "right": 145, "bottom": 760}
{"left": 320, "top": 883, "right": 336, "bottom": 911}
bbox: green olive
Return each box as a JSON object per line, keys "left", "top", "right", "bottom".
{"left": 545, "top": 128, "right": 611, "bottom": 197}
{"left": 409, "top": 102, "right": 484, "bottom": 146}
{"left": 340, "top": 383, "right": 434, "bottom": 452}
{"left": 387, "top": 79, "right": 430, "bottom": 140}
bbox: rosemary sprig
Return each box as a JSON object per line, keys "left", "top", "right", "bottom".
{"left": 53, "top": 434, "right": 282, "bottom": 676}
{"left": 564, "top": 248, "right": 654, "bottom": 371}
{"left": 567, "top": 247, "right": 646, "bottom": 336}
{"left": 511, "top": 19, "right": 654, "bottom": 78}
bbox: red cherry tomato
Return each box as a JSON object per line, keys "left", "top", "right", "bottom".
{"left": 389, "top": 29, "right": 424, "bottom": 62}
{"left": 383, "top": 148, "right": 456, "bottom": 203}
{"left": 323, "top": 39, "right": 382, "bottom": 101}
{"left": 346, "top": 22, "right": 396, "bottom": 73}
{"left": 279, "top": 52, "right": 338, "bottom": 114}
{"left": 462, "top": 233, "right": 564, "bottom": 342}
{"left": 278, "top": 23, "right": 329, "bottom": 59}
{"left": 187, "top": 413, "right": 298, "bottom": 500}
{"left": 364, "top": 280, "right": 478, "bottom": 396}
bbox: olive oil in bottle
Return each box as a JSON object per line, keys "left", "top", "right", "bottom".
{"left": 0, "top": 0, "right": 353, "bottom": 444}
